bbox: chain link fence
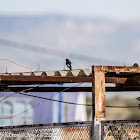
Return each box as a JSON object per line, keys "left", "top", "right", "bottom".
{"left": 101, "top": 120, "right": 140, "bottom": 140}
{"left": 1, "top": 120, "right": 140, "bottom": 139}
{"left": 0, "top": 121, "right": 91, "bottom": 140}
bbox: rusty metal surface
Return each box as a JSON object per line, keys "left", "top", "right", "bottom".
{"left": 0, "top": 75, "right": 91, "bottom": 82}
{"left": 101, "top": 120, "right": 140, "bottom": 140}
{"left": 94, "top": 66, "right": 140, "bottom": 73}
{"left": 0, "top": 75, "right": 92, "bottom": 85}
{"left": 0, "top": 66, "right": 139, "bottom": 85}
{"left": 0, "top": 75, "right": 132, "bottom": 85}
{"left": 105, "top": 77, "right": 127, "bottom": 83}
{"left": 0, "top": 121, "right": 91, "bottom": 140}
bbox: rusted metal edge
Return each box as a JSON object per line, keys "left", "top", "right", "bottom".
{"left": 0, "top": 75, "right": 91, "bottom": 83}
{"left": 94, "top": 66, "right": 140, "bottom": 73}
{"left": 0, "top": 75, "right": 129, "bottom": 85}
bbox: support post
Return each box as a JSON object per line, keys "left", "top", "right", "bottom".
{"left": 92, "top": 66, "right": 106, "bottom": 140}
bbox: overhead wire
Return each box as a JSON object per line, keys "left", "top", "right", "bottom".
{"left": 0, "top": 83, "right": 85, "bottom": 119}
{"left": 0, "top": 90, "right": 139, "bottom": 119}
{"left": 0, "top": 85, "right": 42, "bottom": 102}
{"left": 2, "top": 89, "right": 139, "bottom": 108}
{"left": 1, "top": 83, "right": 139, "bottom": 119}
{"left": 2, "top": 84, "right": 92, "bottom": 107}
{"left": 1, "top": 84, "right": 140, "bottom": 108}
{"left": 0, "top": 92, "right": 15, "bottom": 102}
{"left": 4, "top": 86, "right": 140, "bottom": 109}
{"left": 0, "top": 58, "right": 32, "bottom": 72}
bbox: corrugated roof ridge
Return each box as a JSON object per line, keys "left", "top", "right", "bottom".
{"left": 0, "top": 69, "right": 91, "bottom": 77}
{"left": 133, "top": 63, "right": 140, "bottom": 67}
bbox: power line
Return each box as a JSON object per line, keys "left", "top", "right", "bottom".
{"left": 0, "top": 92, "right": 16, "bottom": 102}
{"left": 1, "top": 84, "right": 139, "bottom": 119}
{"left": 1, "top": 85, "right": 140, "bottom": 109}
{"left": 0, "top": 38, "right": 120, "bottom": 65}
{"left": 2, "top": 83, "right": 90, "bottom": 106}
{"left": 18, "top": 92, "right": 90, "bottom": 105}
{"left": 2, "top": 87, "right": 139, "bottom": 109}
{"left": 0, "top": 85, "right": 41, "bottom": 102}
{"left": 12, "top": 91, "right": 140, "bottom": 109}
{"left": 0, "top": 83, "right": 85, "bottom": 119}
{"left": 7, "top": 91, "right": 139, "bottom": 108}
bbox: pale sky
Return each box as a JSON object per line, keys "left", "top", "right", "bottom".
{"left": 0, "top": 0, "right": 140, "bottom": 20}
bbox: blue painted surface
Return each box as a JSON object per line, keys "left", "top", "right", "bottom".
{"left": 0, "top": 84, "right": 80, "bottom": 126}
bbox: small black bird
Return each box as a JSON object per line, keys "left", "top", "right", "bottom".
{"left": 66, "top": 59, "right": 72, "bottom": 70}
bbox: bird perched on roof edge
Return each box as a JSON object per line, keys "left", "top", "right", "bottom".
{"left": 66, "top": 59, "right": 72, "bottom": 70}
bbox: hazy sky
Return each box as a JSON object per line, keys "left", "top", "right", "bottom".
{"left": 0, "top": 0, "right": 140, "bottom": 20}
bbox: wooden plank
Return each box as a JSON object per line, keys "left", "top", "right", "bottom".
{"left": 93, "top": 67, "right": 106, "bottom": 118}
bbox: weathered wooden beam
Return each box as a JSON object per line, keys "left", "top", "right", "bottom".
{"left": 92, "top": 66, "right": 106, "bottom": 139}
{"left": 94, "top": 66, "right": 140, "bottom": 73}
{"left": 94, "top": 68, "right": 105, "bottom": 118}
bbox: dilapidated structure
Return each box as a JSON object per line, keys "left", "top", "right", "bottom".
{"left": 0, "top": 65, "right": 140, "bottom": 139}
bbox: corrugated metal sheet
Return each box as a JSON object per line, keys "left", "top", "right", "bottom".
{"left": 0, "top": 69, "right": 92, "bottom": 77}
{"left": 0, "top": 64, "right": 139, "bottom": 77}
